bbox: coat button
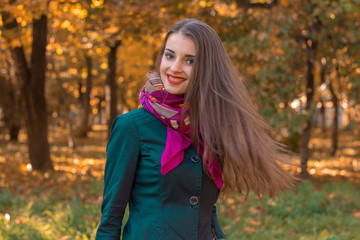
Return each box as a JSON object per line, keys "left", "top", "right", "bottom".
{"left": 191, "top": 155, "right": 200, "bottom": 163}
{"left": 190, "top": 196, "right": 199, "bottom": 205}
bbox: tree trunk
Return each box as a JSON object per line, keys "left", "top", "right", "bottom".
{"left": 78, "top": 55, "right": 93, "bottom": 137}
{"left": 9, "top": 125, "right": 20, "bottom": 140}
{"left": 25, "top": 14, "right": 53, "bottom": 170}
{"left": 320, "top": 99, "right": 326, "bottom": 133}
{"left": 0, "top": 73, "right": 21, "bottom": 141}
{"left": 300, "top": 120, "right": 311, "bottom": 178}
{"left": 55, "top": 71, "right": 75, "bottom": 149}
{"left": 95, "top": 95, "right": 105, "bottom": 124}
{"left": 106, "top": 40, "right": 121, "bottom": 136}
{"left": 328, "top": 80, "right": 338, "bottom": 156}
{"left": 3, "top": 12, "right": 52, "bottom": 170}
{"left": 300, "top": 39, "right": 317, "bottom": 179}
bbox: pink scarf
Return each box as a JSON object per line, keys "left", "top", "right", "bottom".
{"left": 139, "top": 72, "right": 223, "bottom": 189}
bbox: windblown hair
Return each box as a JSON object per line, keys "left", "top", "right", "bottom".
{"left": 157, "top": 19, "right": 296, "bottom": 198}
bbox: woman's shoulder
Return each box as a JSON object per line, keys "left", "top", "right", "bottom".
{"left": 111, "top": 107, "right": 157, "bottom": 130}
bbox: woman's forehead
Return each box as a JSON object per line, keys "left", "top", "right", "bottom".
{"left": 165, "top": 33, "right": 195, "bottom": 55}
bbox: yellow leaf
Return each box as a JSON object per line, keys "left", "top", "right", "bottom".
{"left": 71, "top": 8, "right": 88, "bottom": 19}
{"left": 104, "top": 26, "right": 119, "bottom": 34}
{"left": 318, "top": 229, "right": 329, "bottom": 239}
{"left": 60, "top": 20, "right": 71, "bottom": 29}
{"left": 46, "top": 44, "right": 52, "bottom": 51}
{"left": 20, "top": 164, "right": 28, "bottom": 171}
{"left": 10, "top": 39, "right": 22, "bottom": 48}
{"left": 74, "top": 90, "right": 80, "bottom": 99}
{"left": 199, "top": 0, "right": 207, "bottom": 8}
{"left": 275, "top": 48, "right": 285, "bottom": 55}
{"left": 68, "top": 25, "right": 75, "bottom": 32}
{"left": 100, "top": 62, "right": 108, "bottom": 69}
{"left": 91, "top": 0, "right": 104, "bottom": 8}
{"left": 56, "top": 47, "right": 63, "bottom": 55}
{"left": 81, "top": 71, "right": 88, "bottom": 79}
{"left": 96, "top": 47, "right": 102, "bottom": 54}
{"left": 91, "top": 69, "right": 98, "bottom": 75}
{"left": 280, "top": 0, "right": 290, "bottom": 7}
{"left": 226, "top": 198, "right": 235, "bottom": 204}
{"left": 69, "top": 68, "right": 78, "bottom": 75}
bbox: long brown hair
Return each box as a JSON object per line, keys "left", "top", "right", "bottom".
{"left": 157, "top": 19, "right": 295, "bottom": 198}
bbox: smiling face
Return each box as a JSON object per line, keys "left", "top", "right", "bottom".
{"left": 159, "top": 32, "right": 196, "bottom": 95}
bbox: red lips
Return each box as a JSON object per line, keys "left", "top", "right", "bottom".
{"left": 167, "top": 73, "right": 186, "bottom": 85}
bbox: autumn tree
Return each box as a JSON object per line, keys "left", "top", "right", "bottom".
{"left": 1, "top": 2, "right": 52, "bottom": 170}
{"left": 219, "top": 0, "right": 360, "bottom": 177}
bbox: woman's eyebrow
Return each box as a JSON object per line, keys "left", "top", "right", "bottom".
{"left": 165, "top": 48, "right": 175, "bottom": 53}
{"left": 165, "top": 48, "right": 195, "bottom": 58}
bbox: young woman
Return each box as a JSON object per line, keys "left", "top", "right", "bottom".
{"left": 96, "top": 18, "right": 295, "bottom": 240}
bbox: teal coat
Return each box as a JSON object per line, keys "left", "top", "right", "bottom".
{"left": 96, "top": 107, "right": 226, "bottom": 240}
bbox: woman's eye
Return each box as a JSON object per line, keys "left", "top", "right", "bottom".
{"left": 186, "top": 59, "right": 194, "bottom": 65}
{"left": 165, "top": 53, "right": 173, "bottom": 59}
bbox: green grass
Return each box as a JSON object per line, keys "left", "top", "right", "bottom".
{"left": 1, "top": 180, "right": 359, "bottom": 239}
{"left": 0, "top": 181, "right": 102, "bottom": 240}
{"left": 218, "top": 181, "right": 360, "bottom": 240}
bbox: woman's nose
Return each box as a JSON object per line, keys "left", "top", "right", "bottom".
{"left": 170, "top": 59, "right": 182, "bottom": 72}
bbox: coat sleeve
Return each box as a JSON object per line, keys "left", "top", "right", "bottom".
{"left": 96, "top": 115, "right": 140, "bottom": 239}
{"left": 211, "top": 205, "right": 226, "bottom": 239}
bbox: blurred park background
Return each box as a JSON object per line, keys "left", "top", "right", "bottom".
{"left": 0, "top": 0, "right": 359, "bottom": 239}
